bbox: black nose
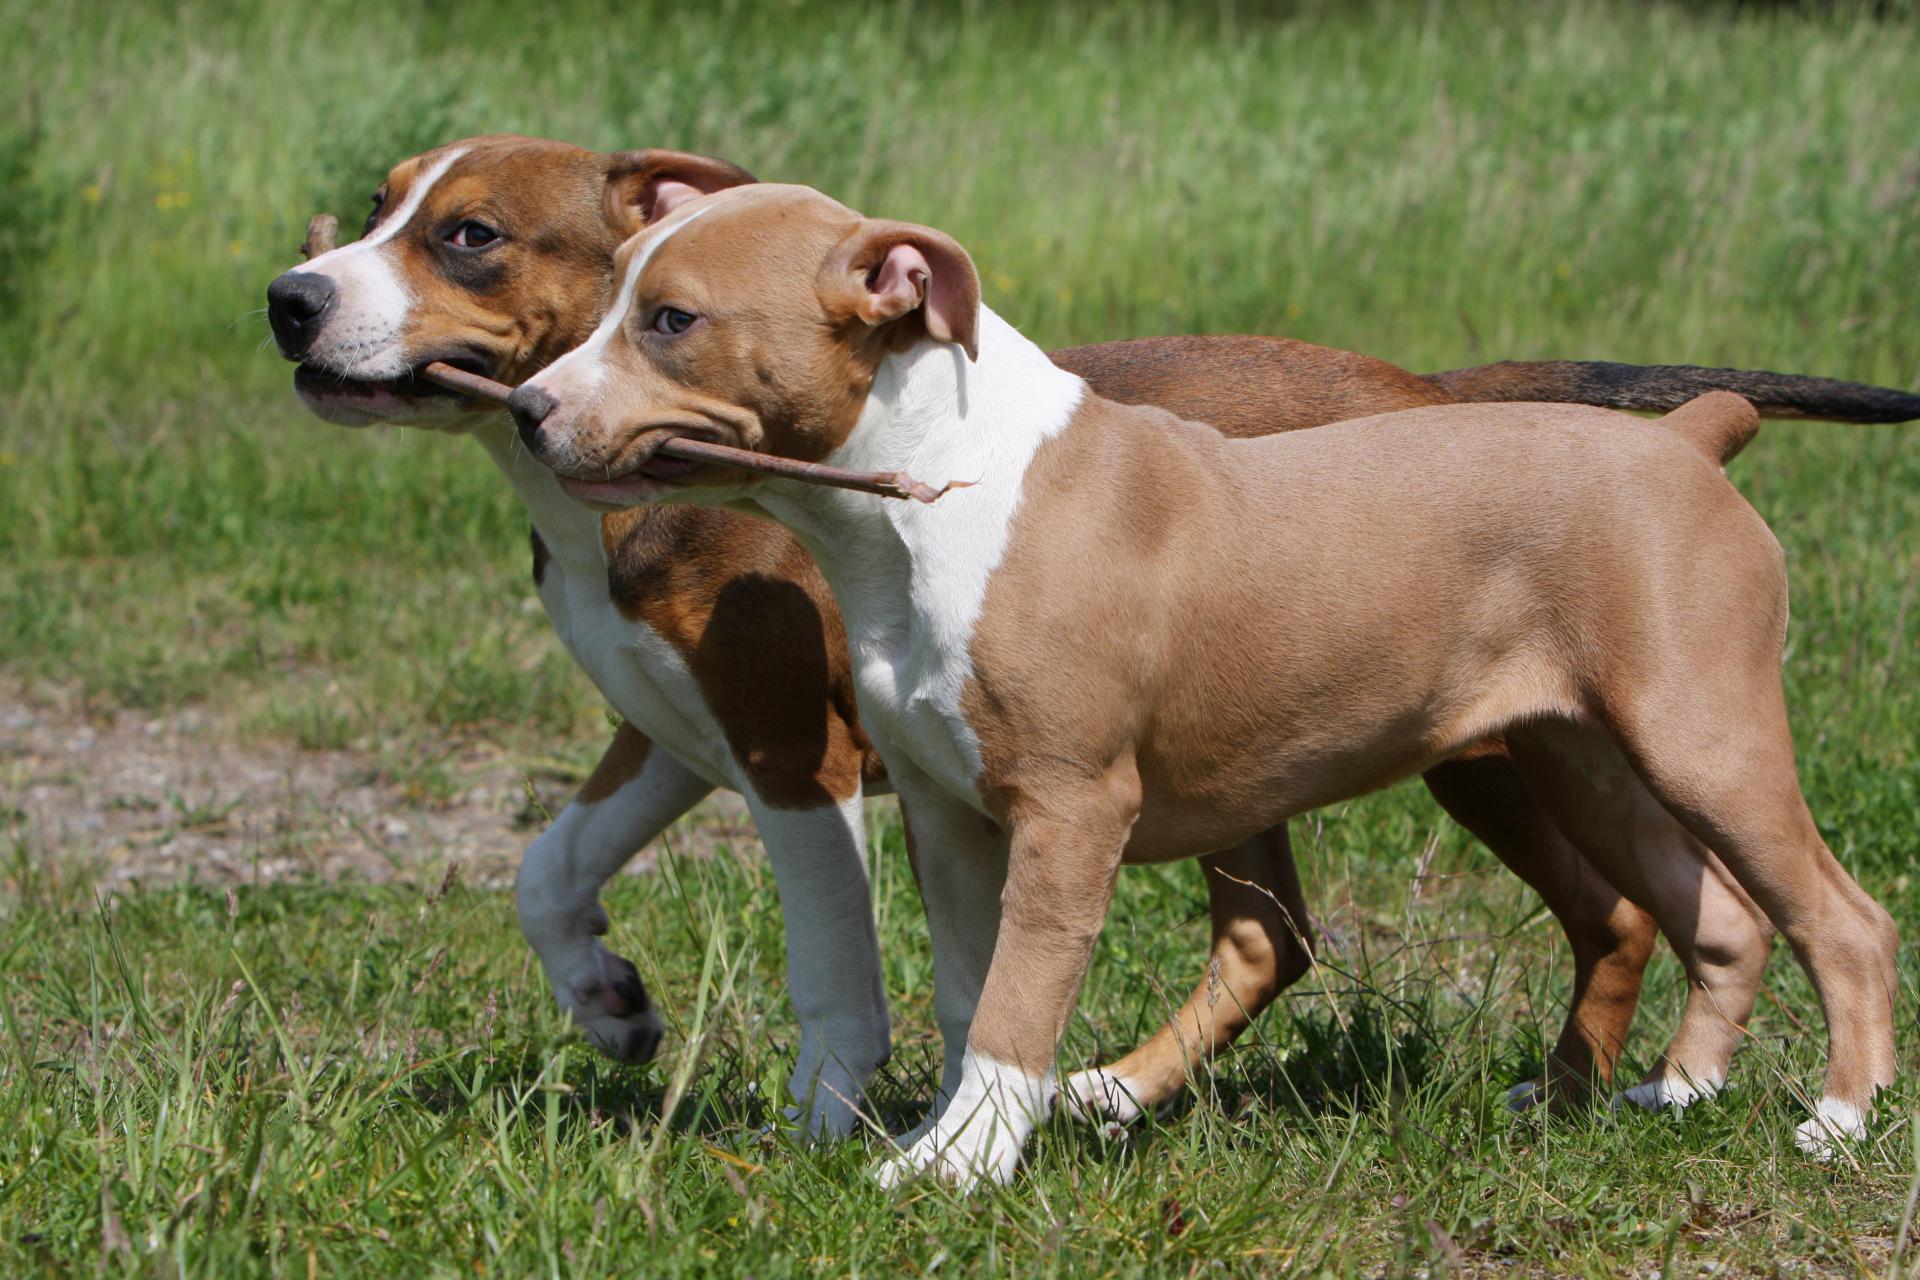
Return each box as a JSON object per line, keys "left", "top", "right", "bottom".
{"left": 265, "top": 271, "right": 337, "bottom": 359}
{"left": 508, "top": 385, "right": 559, "bottom": 446}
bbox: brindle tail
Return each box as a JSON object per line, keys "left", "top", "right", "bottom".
{"left": 1424, "top": 360, "right": 1920, "bottom": 424}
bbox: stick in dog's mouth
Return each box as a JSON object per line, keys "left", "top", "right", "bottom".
{"left": 296, "top": 212, "right": 962, "bottom": 503}
{"left": 420, "top": 362, "right": 964, "bottom": 503}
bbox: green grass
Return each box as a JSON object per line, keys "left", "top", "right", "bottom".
{"left": 0, "top": 0, "right": 1917, "bottom": 1273}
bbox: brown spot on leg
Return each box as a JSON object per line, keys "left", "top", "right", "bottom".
{"left": 578, "top": 722, "right": 653, "bottom": 805}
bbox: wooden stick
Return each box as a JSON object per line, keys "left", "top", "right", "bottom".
{"left": 301, "top": 214, "right": 339, "bottom": 260}
{"left": 418, "top": 361, "right": 966, "bottom": 504}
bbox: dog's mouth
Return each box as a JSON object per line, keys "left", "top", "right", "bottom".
{"left": 552, "top": 424, "right": 728, "bottom": 507}
{"left": 293, "top": 354, "right": 492, "bottom": 406}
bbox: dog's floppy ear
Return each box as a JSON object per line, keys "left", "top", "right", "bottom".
{"left": 821, "top": 219, "right": 981, "bottom": 362}
{"left": 603, "top": 150, "right": 756, "bottom": 237}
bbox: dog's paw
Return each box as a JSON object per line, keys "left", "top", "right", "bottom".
{"left": 1062, "top": 1067, "right": 1145, "bottom": 1137}
{"left": 560, "top": 945, "right": 663, "bottom": 1064}
{"left": 784, "top": 1067, "right": 866, "bottom": 1142}
{"left": 1505, "top": 1079, "right": 1547, "bottom": 1112}
{"left": 1614, "top": 1071, "right": 1719, "bottom": 1113}
{"left": 873, "top": 1109, "right": 1028, "bottom": 1192}
{"left": 1794, "top": 1098, "right": 1867, "bottom": 1160}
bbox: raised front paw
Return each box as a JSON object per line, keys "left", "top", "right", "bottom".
{"left": 559, "top": 944, "right": 663, "bottom": 1064}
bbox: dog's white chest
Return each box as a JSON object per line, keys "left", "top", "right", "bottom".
{"left": 535, "top": 547, "right": 734, "bottom": 792}
{"left": 779, "top": 310, "right": 1088, "bottom": 808}
{"left": 851, "top": 612, "right": 991, "bottom": 807}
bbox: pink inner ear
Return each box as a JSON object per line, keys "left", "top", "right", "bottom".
{"left": 867, "top": 243, "right": 932, "bottom": 321}
{"left": 646, "top": 178, "right": 706, "bottom": 223}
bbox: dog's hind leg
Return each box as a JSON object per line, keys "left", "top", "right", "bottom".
{"left": 1421, "top": 747, "right": 1659, "bottom": 1110}
{"left": 1503, "top": 726, "right": 1774, "bottom": 1113}
{"left": 1602, "top": 681, "right": 1898, "bottom": 1155}
{"left": 516, "top": 723, "right": 714, "bottom": 1065}
{"left": 1063, "top": 825, "right": 1313, "bottom": 1127}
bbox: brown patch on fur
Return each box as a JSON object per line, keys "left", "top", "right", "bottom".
{"left": 1053, "top": 334, "right": 1451, "bottom": 434}
{"left": 367, "top": 137, "right": 630, "bottom": 396}
{"left": 597, "top": 506, "right": 873, "bottom": 809}
{"left": 578, "top": 722, "right": 654, "bottom": 805}
{"left": 603, "top": 149, "right": 756, "bottom": 239}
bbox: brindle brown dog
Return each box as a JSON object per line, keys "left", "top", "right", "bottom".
{"left": 266, "top": 135, "right": 1917, "bottom": 1137}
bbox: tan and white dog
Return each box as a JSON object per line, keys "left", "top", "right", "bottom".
{"left": 511, "top": 182, "right": 1899, "bottom": 1186}
{"left": 267, "top": 135, "right": 1916, "bottom": 1140}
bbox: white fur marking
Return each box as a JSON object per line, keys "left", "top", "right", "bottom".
{"left": 1506, "top": 1080, "right": 1545, "bottom": 1112}
{"left": 293, "top": 147, "right": 469, "bottom": 380}
{"left": 1615, "top": 1069, "right": 1723, "bottom": 1113}
{"left": 579, "top": 204, "right": 713, "bottom": 362}
{"left": 1794, "top": 1097, "right": 1867, "bottom": 1159}
{"left": 532, "top": 203, "right": 717, "bottom": 409}
{"left": 516, "top": 746, "right": 711, "bottom": 1060}
{"left": 750, "top": 307, "right": 1086, "bottom": 804}
{"left": 875, "top": 1048, "right": 1053, "bottom": 1189}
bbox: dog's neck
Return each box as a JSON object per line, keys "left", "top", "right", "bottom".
{"left": 742, "top": 305, "right": 1086, "bottom": 652}
{"left": 471, "top": 416, "right": 611, "bottom": 571}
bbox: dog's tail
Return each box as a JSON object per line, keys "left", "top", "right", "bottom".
{"left": 1659, "top": 391, "right": 1762, "bottom": 464}
{"left": 1423, "top": 359, "right": 1920, "bottom": 424}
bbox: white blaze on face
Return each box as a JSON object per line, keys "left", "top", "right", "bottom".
{"left": 291, "top": 147, "right": 468, "bottom": 379}
{"left": 524, "top": 203, "right": 714, "bottom": 448}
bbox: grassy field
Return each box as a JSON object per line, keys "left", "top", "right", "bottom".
{"left": 2, "top": 0, "right": 1918, "bottom": 1273}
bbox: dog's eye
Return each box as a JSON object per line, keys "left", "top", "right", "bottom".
{"left": 448, "top": 221, "right": 501, "bottom": 250}
{"left": 650, "top": 307, "right": 697, "bottom": 336}
{"left": 362, "top": 189, "right": 386, "bottom": 236}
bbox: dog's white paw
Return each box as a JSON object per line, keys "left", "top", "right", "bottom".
{"left": 873, "top": 1050, "right": 1049, "bottom": 1192}
{"left": 1615, "top": 1071, "right": 1720, "bottom": 1113}
{"left": 1794, "top": 1098, "right": 1867, "bottom": 1160}
{"left": 1063, "top": 1067, "right": 1145, "bottom": 1136}
{"left": 558, "top": 943, "right": 663, "bottom": 1064}
{"left": 874, "top": 1109, "right": 1029, "bottom": 1191}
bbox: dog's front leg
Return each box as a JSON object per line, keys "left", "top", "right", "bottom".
{"left": 741, "top": 788, "right": 892, "bottom": 1141}
{"left": 879, "top": 776, "right": 1137, "bottom": 1191}
{"left": 888, "top": 772, "right": 1012, "bottom": 1140}
{"left": 516, "top": 724, "right": 714, "bottom": 1062}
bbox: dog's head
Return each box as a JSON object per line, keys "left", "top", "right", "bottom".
{"left": 264, "top": 135, "right": 755, "bottom": 427}
{"left": 507, "top": 183, "right": 979, "bottom": 507}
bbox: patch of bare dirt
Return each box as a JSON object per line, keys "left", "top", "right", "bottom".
{"left": 0, "top": 679, "right": 754, "bottom": 891}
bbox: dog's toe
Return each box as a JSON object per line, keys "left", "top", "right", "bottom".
{"left": 1062, "top": 1067, "right": 1146, "bottom": 1127}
